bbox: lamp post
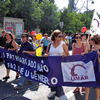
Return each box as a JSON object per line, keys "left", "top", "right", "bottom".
{"left": 86, "top": 0, "right": 94, "bottom": 29}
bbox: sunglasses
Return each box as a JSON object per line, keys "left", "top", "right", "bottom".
{"left": 75, "top": 37, "right": 81, "bottom": 39}
{"left": 21, "top": 36, "right": 26, "bottom": 38}
{"left": 58, "top": 35, "right": 62, "bottom": 38}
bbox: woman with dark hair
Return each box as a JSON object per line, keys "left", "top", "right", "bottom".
{"left": 44, "top": 29, "right": 69, "bottom": 100}
{"left": 81, "top": 34, "right": 90, "bottom": 52}
{"left": 72, "top": 33, "right": 88, "bottom": 93}
{"left": 85, "top": 35, "right": 100, "bottom": 100}
{"left": 3, "top": 32, "right": 19, "bottom": 80}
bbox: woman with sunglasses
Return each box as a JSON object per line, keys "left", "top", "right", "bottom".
{"left": 15, "top": 33, "right": 36, "bottom": 90}
{"left": 44, "top": 29, "right": 69, "bottom": 100}
{"left": 3, "top": 32, "right": 19, "bottom": 80}
{"left": 72, "top": 33, "right": 88, "bottom": 93}
{"left": 85, "top": 35, "right": 100, "bottom": 100}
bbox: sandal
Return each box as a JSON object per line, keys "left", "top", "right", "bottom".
{"left": 73, "top": 87, "right": 80, "bottom": 93}
{"left": 15, "top": 75, "right": 19, "bottom": 79}
{"left": 3, "top": 76, "right": 10, "bottom": 80}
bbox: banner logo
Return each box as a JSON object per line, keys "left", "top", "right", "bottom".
{"left": 61, "top": 61, "right": 96, "bottom": 83}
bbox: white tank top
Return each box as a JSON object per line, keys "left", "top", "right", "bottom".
{"left": 49, "top": 41, "right": 65, "bottom": 56}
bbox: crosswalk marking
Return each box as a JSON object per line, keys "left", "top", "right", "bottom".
{"left": 65, "top": 90, "right": 74, "bottom": 99}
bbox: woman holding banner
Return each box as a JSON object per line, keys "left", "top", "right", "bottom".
{"left": 85, "top": 35, "right": 100, "bottom": 100}
{"left": 44, "top": 29, "right": 69, "bottom": 100}
{"left": 3, "top": 32, "right": 19, "bottom": 80}
{"left": 72, "top": 33, "right": 88, "bottom": 93}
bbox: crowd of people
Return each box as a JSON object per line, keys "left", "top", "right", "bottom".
{"left": 0, "top": 30, "right": 100, "bottom": 100}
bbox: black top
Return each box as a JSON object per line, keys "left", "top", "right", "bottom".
{"left": 5, "top": 40, "right": 14, "bottom": 49}
{"left": 0, "top": 36, "right": 7, "bottom": 47}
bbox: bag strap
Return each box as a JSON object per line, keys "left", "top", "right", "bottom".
{"left": 47, "top": 42, "right": 52, "bottom": 53}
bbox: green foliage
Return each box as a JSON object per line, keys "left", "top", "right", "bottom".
{"left": 39, "top": 0, "right": 60, "bottom": 34}
{"left": 0, "top": 0, "right": 11, "bottom": 17}
{"left": 60, "top": 8, "right": 94, "bottom": 33}
{"left": 0, "top": 0, "right": 96, "bottom": 34}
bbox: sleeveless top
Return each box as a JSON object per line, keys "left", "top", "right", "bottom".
{"left": 5, "top": 40, "right": 14, "bottom": 49}
{"left": 49, "top": 41, "right": 64, "bottom": 56}
{"left": 73, "top": 43, "right": 84, "bottom": 55}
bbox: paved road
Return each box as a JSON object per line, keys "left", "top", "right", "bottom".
{"left": 0, "top": 50, "right": 99, "bottom": 100}
{"left": 0, "top": 64, "right": 98, "bottom": 100}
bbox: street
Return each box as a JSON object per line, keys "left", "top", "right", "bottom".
{"left": 0, "top": 50, "right": 99, "bottom": 100}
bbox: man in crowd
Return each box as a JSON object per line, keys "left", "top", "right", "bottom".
{"left": 15, "top": 33, "right": 35, "bottom": 89}
{"left": 42, "top": 33, "right": 51, "bottom": 54}
{"left": 0, "top": 30, "right": 6, "bottom": 61}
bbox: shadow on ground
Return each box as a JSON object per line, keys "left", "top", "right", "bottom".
{"left": 0, "top": 78, "right": 40, "bottom": 100}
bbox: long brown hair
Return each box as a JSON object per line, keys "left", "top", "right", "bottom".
{"left": 51, "top": 30, "right": 62, "bottom": 41}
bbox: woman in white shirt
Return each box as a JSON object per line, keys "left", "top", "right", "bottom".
{"left": 44, "top": 29, "right": 69, "bottom": 100}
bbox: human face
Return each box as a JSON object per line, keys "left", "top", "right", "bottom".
{"left": 75, "top": 35, "right": 81, "bottom": 41}
{"left": 33, "top": 35, "right": 36, "bottom": 40}
{"left": 62, "top": 34, "right": 66, "bottom": 39}
{"left": 82, "top": 35, "right": 86, "bottom": 41}
{"left": 21, "top": 35, "right": 27, "bottom": 43}
{"left": 90, "top": 39, "right": 95, "bottom": 46}
{"left": 56, "top": 34, "right": 62, "bottom": 41}
{"left": 2, "top": 32, "right": 6, "bottom": 37}
{"left": 45, "top": 35, "right": 48, "bottom": 39}
{"left": 6, "top": 33, "right": 11, "bottom": 40}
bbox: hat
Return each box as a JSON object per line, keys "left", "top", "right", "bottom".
{"left": 44, "top": 33, "right": 48, "bottom": 36}
{"left": 54, "top": 29, "right": 61, "bottom": 33}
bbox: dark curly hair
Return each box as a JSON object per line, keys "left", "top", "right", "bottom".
{"left": 91, "top": 35, "right": 100, "bottom": 45}
{"left": 51, "top": 30, "right": 62, "bottom": 41}
{"left": 6, "top": 32, "right": 13, "bottom": 39}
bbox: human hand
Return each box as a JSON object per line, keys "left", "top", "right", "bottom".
{"left": 16, "top": 49, "right": 19, "bottom": 53}
{"left": 44, "top": 53, "right": 49, "bottom": 57}
{"left": 22, "top": 51, "right": 27, "bottom": 54}
{"left": 81, "top": 53, "right": 84, "bottom": 56}
{"left": 62, "top": 54, "right": 67, "bottom": 58}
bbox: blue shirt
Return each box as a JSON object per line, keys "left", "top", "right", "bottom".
{"left": 19, "top": 41, "right": 34, "bottom": 52}
{"left": 43, "top": 38, "right": 50, "bottom": 46}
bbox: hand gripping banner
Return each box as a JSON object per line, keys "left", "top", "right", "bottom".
{"left": 0, "top": 47, "right": 100, "bottom": 87}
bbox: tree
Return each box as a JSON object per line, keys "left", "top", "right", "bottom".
{"left": 5, "top": 0, "right": 43, "bottom": 31}
{"left": 0, "top": 0, "right": 11, "bottom": 17}
{"left": 40, "top": 0, "right": 60, "bottom": 34}
{"left": 60, "top": 8, "right": 85, "bottom": 33}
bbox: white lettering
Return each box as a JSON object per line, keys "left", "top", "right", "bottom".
{"left": 37, "top": 63, "right": 43, "bottom": 72}
{"left": 51, "top": 77, "right": 58, "bottom": 85}
{"left": 43, "top": 65, "right": 49, "bottom": 72}
{"left": 20, "top": 68, "right": 24, "bottom": 75}
{"left": 25, "top": 70, "right": 29, "bottom": 77}
{"left": 6, "top": 53, "right": 9, "bottom": 58}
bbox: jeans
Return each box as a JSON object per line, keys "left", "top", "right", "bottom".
{"left": 50, "top": 86, "right": 64, "bottom": 97}
{"left": 18, "top": 76, "right": 32, "bottom": 86}
{"left": 18, "top": 76, "right": 25, "bottom": 86}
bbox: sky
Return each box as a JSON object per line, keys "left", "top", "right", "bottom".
{"left": 54, "top": 0, "right": 100, "bottom": 14}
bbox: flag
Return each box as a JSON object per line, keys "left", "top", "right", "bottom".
{"left": 90, "top": 10, "right": 100, "bottom": 36}
{"left": 0, "top": 47, "right": 100, "bottom": 87}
